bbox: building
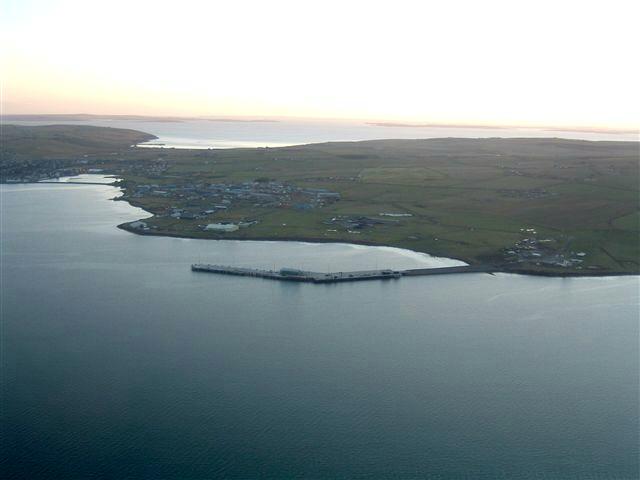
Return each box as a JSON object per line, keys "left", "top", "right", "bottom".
{"left": 204, "top": 223, "right": 239, "bottom": 232}
{"left": 129, "top": 221, "right": 147, "bottom": 229}
{"left": 279, "top": 268, "right": 306, "bottom": 277}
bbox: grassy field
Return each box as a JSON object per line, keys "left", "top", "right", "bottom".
{"left": 2, "top": 125, "right": 638, "bottom": 274}
{"left": 0, "top": 124, "right": 156, "bottom": 157}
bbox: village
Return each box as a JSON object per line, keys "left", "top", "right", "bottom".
{"left": 0, "top": 151, "right": 170, "bottom": 184}
{"left": 123, "top": 179, "right": 342, "bottom": 233}
{"left": 503, "top": 228, "right": 589, "bottom": 269}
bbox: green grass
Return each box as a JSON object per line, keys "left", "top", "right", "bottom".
{"left": 1, "top": 124, "right": 155, "bottom": 157}
{"left": 612, "top": 212, "right": 640, "bottom": 231}
{"left": 360, "top": 166, "right": 446, "bottom": 184}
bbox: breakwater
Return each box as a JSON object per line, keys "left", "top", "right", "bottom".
{"left": 191, "top": 263, "right": 496, "bottom": 284}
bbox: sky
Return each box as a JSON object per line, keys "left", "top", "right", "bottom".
{"left": 1, "top": 0, "right": 638, "bottom": 129}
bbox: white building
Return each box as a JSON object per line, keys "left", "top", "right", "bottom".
{"left": 204, "top": 223, "right": 239, "bottom": 232}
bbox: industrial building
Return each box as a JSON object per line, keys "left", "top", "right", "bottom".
{"left": 204, "top": 223, "right": 239, "bottom": 232}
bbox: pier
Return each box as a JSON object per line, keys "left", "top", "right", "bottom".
{"left": 403, "top": 265, "right": 495, "bottom": 275}
{"left": 191, "top": 263, "right": 496, "bottom": 284}
{"left": 37, "top": 181, "right": 116, "bottom": 186}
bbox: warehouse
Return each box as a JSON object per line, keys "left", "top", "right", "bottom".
{"left": 204, "top": 223, "right": 239, "bottom": 232}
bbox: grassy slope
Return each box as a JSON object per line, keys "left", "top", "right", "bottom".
{"left": 0, "top": 124, "right": 156, "bottom": 158}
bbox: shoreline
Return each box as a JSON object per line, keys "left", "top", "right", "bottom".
{"left": 5, "top": 178, "right": 637, "bottom": 279}
{"left": 116, "top": 222, "right": 638, "bottom": 278}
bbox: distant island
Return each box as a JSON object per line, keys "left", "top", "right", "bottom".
{"left": 367, "top": 122, "right": 510, "bottom": 129}
{"left": 367, "top": 121, "right": 639, "bottom": 135}
{"left": 1, "top": 124, "right": 638, "bottom": 276}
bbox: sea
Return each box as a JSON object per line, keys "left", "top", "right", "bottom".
{"left": 1, "top": 175, "right": 638, "bottom": 479}
{"left": 6, "top": 117, "right": 639, "bottom": 148}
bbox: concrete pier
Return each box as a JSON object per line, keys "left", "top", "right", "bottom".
{"left": 403, "top": 265, "right": 495, "bottom": 276}
{"left": 191, "top": 263, "right": 495, "bottom": 284}
{"left": 37, "top": 181, "right": 116, "bottom": 186}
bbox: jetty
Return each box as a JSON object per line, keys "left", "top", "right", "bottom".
{"left": 37, "top": 180, "right": 116, "bottom": 186}
{"left": 191, "top": 263, "right": 496, "bottom": 284}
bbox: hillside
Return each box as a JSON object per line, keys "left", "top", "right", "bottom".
{"left": 0, "top": 124, "right": 156, "bottom": 158}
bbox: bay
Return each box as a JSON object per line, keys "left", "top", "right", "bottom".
{"left": 1, "top": 181, "right": 638, "bottom": 479}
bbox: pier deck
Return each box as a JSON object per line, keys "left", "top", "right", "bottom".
{"left": 403, "top": 265, "right": 495, "bottom": 275}
{"left": 37, "top": 181, "right": 116, "bottom": 186}
{"left": 191, "top": 263, "right": 496, "bottom": 284}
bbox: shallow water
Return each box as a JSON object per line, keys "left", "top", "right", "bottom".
{"left": 1, "top": 182, "right": 638, "bottom": 479}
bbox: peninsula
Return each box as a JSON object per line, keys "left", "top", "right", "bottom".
{"left": 2, "top": 124, "right": 638, "bottom": 275}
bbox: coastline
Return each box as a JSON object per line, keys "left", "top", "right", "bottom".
{"left": 3, "top": 179, "right": 635, "bottom": 278}
{"left": 116, "top": 220, "right": 638, "bottom": 278}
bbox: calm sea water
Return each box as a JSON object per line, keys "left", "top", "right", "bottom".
{"left": 8, "top": 118, "right": 639, "bottom": 148}
{"left": 1, "top": 181, "right": 638, "bottom": 479}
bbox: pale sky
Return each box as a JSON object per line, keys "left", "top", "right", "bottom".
{"left": 1, "top": 0, "right": 638, "bottom": 129}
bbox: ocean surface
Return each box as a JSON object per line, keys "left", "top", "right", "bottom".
{"left": 1, "top": 180, "right": 638, "bottom": 479}
{"left": 7, "top": 117, "right": 639, "bottom": 148}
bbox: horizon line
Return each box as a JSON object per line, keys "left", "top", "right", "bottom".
{"left": 1, "top": 113, "right": 638, "bottom": 135}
